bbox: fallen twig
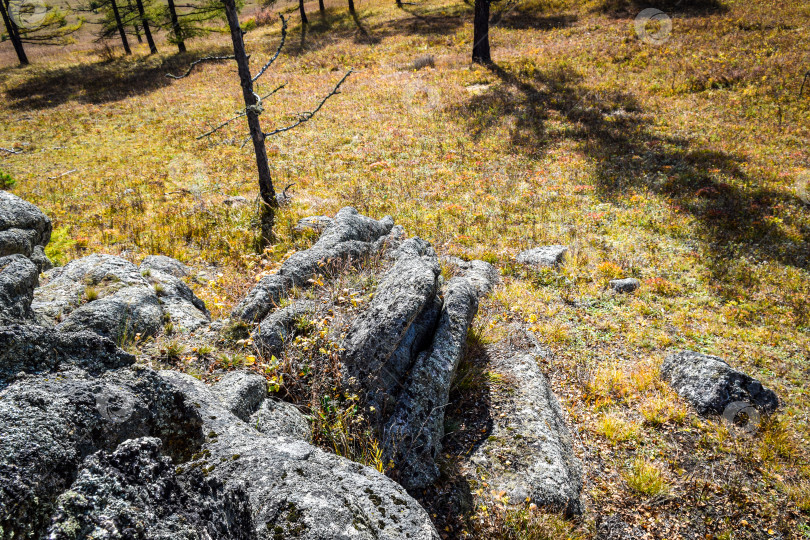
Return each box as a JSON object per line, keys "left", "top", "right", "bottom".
{"left": 47, "top": 169, "right": 78, "bottom": 180}
{"left": 801, "top": 71, "right": 810, "bottom": 98}
{"left": 0, "top": 147, "right": 21, "bottom": 155}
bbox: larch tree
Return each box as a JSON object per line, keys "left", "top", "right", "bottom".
{"left": 472, "top": 0, "right": 491, "bottom": 64}
{"left": 167, "top": 13, "right": 351, "bottom": 246}
{"left": 159, "top": 0, "right": 229, "bottom": 54}
{"left": 1, "top": 0, "right": 83, "bottom": 66}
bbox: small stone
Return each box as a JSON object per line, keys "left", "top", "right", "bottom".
{"left": 516, "top": 245, "right": 568, "bottom": 268}
{"left": 660, "top": 351, "right": 779, "bottom": 415}
{"left": 223, "top": 195, "right": 250, "bottom": 207}
{"left": 609, "top": 278, "right": 640, "bottom": 293}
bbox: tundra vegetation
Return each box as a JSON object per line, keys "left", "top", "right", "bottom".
{"left": 1, "top": 0, "right": 809, "bottom": 538}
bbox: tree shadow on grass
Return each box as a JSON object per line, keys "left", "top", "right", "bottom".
{"left": 595, "top": 0, "right": 728, "bottom": 18}
{"left": 451, "top": 62, "right": 809, "bottom": 280}
{"left": 3, "top": 48, "right": 234, "bottom": 110}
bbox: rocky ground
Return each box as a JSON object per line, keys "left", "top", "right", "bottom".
{"left": 0, "top": 191, "right": 784, "bottom": 539}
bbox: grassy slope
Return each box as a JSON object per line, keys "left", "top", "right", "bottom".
{"left": 1, "top": 0, "right": 809, "bottom": 537}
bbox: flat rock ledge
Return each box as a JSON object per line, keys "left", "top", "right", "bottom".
{"left": 465, "top": 351, "right": 583, "bottom": 516}
{"left": 660, "top": 350, "right": 779, "bottom": 415}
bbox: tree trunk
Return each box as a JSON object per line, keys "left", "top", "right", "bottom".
{"left": 348, "top": 0, "right": 355, "bottom": 14}
{"left": 126, "top": 0, "right": 143, "bottom": 43}
{"left": 166, "top": 0, "right": 185, "bottom": 53}
{"left": 298, "top": 0, "right": 308, "bottom": 25}
{"left": 472, "top": 0, "right": 491, "bottom": 64}
{"left": 318, "top": 0, "right": 324, "bottom": 13}
{"left": 134, "top": 0, "right": 156, "bottom": 53}
{"left": 222, "top": 0, "right": 277, "bottom": 246}
{"left": 396, "top": 0, "right": 401, "bottom": 7}
{"left": 0, "top": 0, "right": 29, "bottom": 65}
{"left": 110, "top": 0, "right": 132, "bottom": 54}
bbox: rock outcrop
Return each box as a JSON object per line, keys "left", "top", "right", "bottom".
{"left": 660, "top": 350, "right": 779, "bottom": 415}
{"left": 232, "top": 207, "right": 395, "bottom": 323}
{"left": 342, "top": 238, "right": 441, "bottom": 420}
{"left": 466, "top": 352, "right": 583, "bottom": 515}
{"left": 31, "top": 253, "right": 209, "bottom": 340}
{"left": 0, "top": 190, "right": 53, "bottom": 271}
{"left": 609, "top": 278, "right": 640, "bottom": 293}
{"left": 162, "top": 371, "right": 440, "bottom": 540}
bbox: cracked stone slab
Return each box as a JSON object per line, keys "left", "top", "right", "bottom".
{"left": 465, "top": 352, "right": 583, "bottom": 516}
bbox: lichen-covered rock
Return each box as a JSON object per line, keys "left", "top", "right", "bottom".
{"left": 0, "top": 254, "right": 38, "bottom": 323}
{"left": 46, "top": 437, "right": 255, "bottom": 540}
{"left": 383, "top": 275, "right": 480, "bottom": 491}
{"left": 609, "top": 278, "right": 639, "bottom": 293}
{"left": 253, "top": 300, "right": 316, "bottom": 358}
{"left": 342, "top": 238, "right": 441, "bottom": 416}
{"left": 0, "top": 190, "right": 53, "bottom": 270}
{"left": 233, "top": 208, "right": 394, "bottom": 323}
{"left": 56, "top": 285, "right": 163, "bottom": 343}
{"left": 516, "top": 245, "right": 568, "bottom": 268}
{"left": 161, "top": 371, "right": 440, "bottom": 540}
{"left": 145, "top": 267, "right": 210, "bottom": 332}
{"left": 467, "top": 353, "right": 583, "bottom": 515}
{"left": 0, "top": 367, "right": 204, "bottom": 538}
{"left": 0, "top": 323, "right": 134, "bottom": 388}
{"left": 32, "top": 254, "right": 150, "bottom": 325}
{"left": 140, "top": 254, "right": 190, "bottom": 278}
{"left": 660, "top": 351, "right": 779, "bottom": 415}
{"left": 250, "top": 399, "right": 311, "bottom": 442}
{"left": 212, "top": 371, "right": 267, "bottom": 422}
{"left": 32, "top": 254, "right": 208, "bottom": 339}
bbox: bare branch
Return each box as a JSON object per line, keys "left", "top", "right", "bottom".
{"left": 264, "top": 69, "right": 353, "bottom": 138}
{"left": 166, "top": 55, "right": 236, "bottom": 80}
{"left": 47, "top": 169, "right": 78, "bottom": 180}
{"left": 801, "top": 71, "right": 810, "bottom": 98}
{"left": 0, "top": 147, "right": 21, "bottom": 155}
{"left": 252, "top": 15, "right": 288, "bottom": 83}
{"left": 197, "top": 84, "right": 287, "bottom": 140}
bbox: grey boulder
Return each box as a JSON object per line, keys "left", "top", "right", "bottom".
{"left": 0, "top": 323, "right": 134, "bottom": 388}
{"left": 467, "top": 352, "right": 583, "bottom": 515}
{"left": 342, "top": 238, "right": 441, "bottom": 418}
{"left": 161, "top": 371, "right": 440, "bottom": 540}
{"left": 46, "top": 437, "right": 255, "bottom": 540}
{"left": 609, "top": 278, "right": 640, "bottom": 293}
{"left": 516, "top": 245, "right": 568, "bottom": 268}
{"left": 252, "top": 300, "right": 316, "bottom": 358}
{"left": 0, "top": 366, "right": 205, "bottom": 538}
{"left": 140, "top": 254, "right": 191, "bottom": 279}
{"left": 0, "top": 190, "right": 53, "bottom": 270}
{"left": 0, "top": 254, "right": 38, "bottom": 323}
{"left": 32, "top": 254, "right": 208, "bottom": 339}
{"left": 660, "top": 351, "right": 779, "bottom": 415}
{"left": 144, "top": 267, "right": 210, "bottom": 332}
{"left": 383, "top": 275, "right": 480, "bottom": 491}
